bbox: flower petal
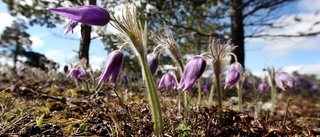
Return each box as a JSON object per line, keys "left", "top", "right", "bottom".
{"left": 64, "top": 20, "right": 78, "bottom": 35}
{"left": 49, "top": 5, "right": 110, "bottom": 26}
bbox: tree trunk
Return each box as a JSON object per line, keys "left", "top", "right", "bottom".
{"left": 79, "top": 24, "right": 91, "bottom": 66}
{"left": 78, "top": 0, "right": 96, "bottom": 67}
{"left": 230, "top": 0, "right": 245, "bottom": 68}
{"left": 13, "top": 40, "right": 20, "bottom": 70}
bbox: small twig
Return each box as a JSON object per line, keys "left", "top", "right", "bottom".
{"left": 112, "top": 89, "right": 133, "bottom": 122}
{"left": 282, "top": 98, "right": 292, "bottom": 128}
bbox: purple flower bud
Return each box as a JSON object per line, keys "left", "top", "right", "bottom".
{"left": 49, "top": 5, "right": 110, "bottom": 34}
{"left": 257, "top": 83, "right": 268, "bottom": 93}
{"left": 158, "top": 73, "right": 177, "bottom": 92}
{"left": 67, "top": 67, "right": 86, "bottom": 80}
{"left": 97, "top": 50, "right": 124, "bottom": 87}
{"left": 203, "top": 83, "right": 212, "bottom": 93}
{"left": 245, "top": 79, "right": 253, "bottom": 89}
{"left": 178, "top": 56, "right": 206, "bottom": 91}
{"left": 63, "top": 65, "right": 69, "bottom": 74}
{"left": 224, "top": 70, "right": 240, "bottom": 89}
{"left": 147, "top": 53, "right": 159, "bottom": 75}
{"left": 275, "top": 72, "right": 295, "bottom": 91}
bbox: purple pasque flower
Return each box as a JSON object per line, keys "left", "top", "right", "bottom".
{"left": 203, "top": 83, "right": 212, "bottom": 93}
{"left": 178, "top": 55, "right": 206, "bottom": 91}
{"left": 97, "top": 50, "right": 124, "bottom": 87}
{"left": 67, "top": 66, "right": 86, "bottom": 80}
{"left": 245, "top": 79, "right": 254, "bottom": 89}
{"left": 147, "top": 53, "right": 159, "bottom": 75}
{"left": 257, "top": 83, "right": 268, "bottom": 93}
{"left": 158, "top": 73, "right": 177, "bottom": 92}
{"left": 49, "top": 5, "right": 110, "bottom": 35}
{"left": 224, "top": 62, "right": 243, "bottom": 89}
{"left": 275, "top": 72, "right": 295, "bottom": 91}
{"left": 224, "top": 70, "right": 241, "bottom": 89}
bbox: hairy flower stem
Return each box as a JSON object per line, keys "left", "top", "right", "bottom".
{"left": 215, "top": 73, "right": 223, "bottom": 120}
{"left": 197, "top": 78, "right": 202, "bottom": 111}
{"left": 237, "top": 83, "right": 242, "bottom": 112}
{"left": 207, "top": 79, "right": 215, "bottom": 107}
{"left": 140, "top": 55, "right": 163, "bottom": 134}
{"left": 74, "top": 79, "right": 79, "bottom": 89}
{"left": 176, "top": 59, "right": 188, "bottom": 114}
{"left": 184, "top": 91, "right": 189, "bottom": 114}
{"left": 271, "top": 84, "right": 276, "bottom": 115}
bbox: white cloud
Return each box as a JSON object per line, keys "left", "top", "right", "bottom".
{"left": 45, "top": 50, "right": 77, "bottom": 62}
{"left": 297, "top": 0, "right": 320, "bottom": 12}
{"left": 283, "top": 63, "right": 320, "bottom": 77}
{"left": 90, "top": 55, "right": 105, "bottom": 70}
{"left": 30, "top": 36, "right": 44, "bottom": 48}
{"left": 0, "top": 13, "right": 14, "bottom": 32}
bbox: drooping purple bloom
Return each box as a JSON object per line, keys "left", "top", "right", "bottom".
{"left": 257, "top": 83, "right": 268, "bottom": 93}
{"left": 224, "top": 62, "right": 243, "bottom": 89}
{"left": 147, "top": 53, "right": 159, "bottom": 75}
{"left": 245, "top": 79, "right": 254, "bottom": 89}
{"left": 275, "top": 72, "right": 295, "bottom": 91}
{"left": 224, "top": 70, "right": 241, "bottom": 89}
{"left": 178, "top": 56, "right": 206, "bottom": 91}
{"left": 49, "top": 5, "right": 110, "bottom": 35}
{"left": 158, "top": 73, "right": 177, "bottom": 92}
{"left": 97, "top": 50, "right": 123, "bottom": 87}
{"left": 67, "top": 67, "right": 86, "bottom": 80}
{"left": 203, "top": 83, "right": 212, "bottom": 93}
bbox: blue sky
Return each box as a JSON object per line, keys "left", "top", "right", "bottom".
{"left": 0, "top": 0, "right": 320, "bottom": 77}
